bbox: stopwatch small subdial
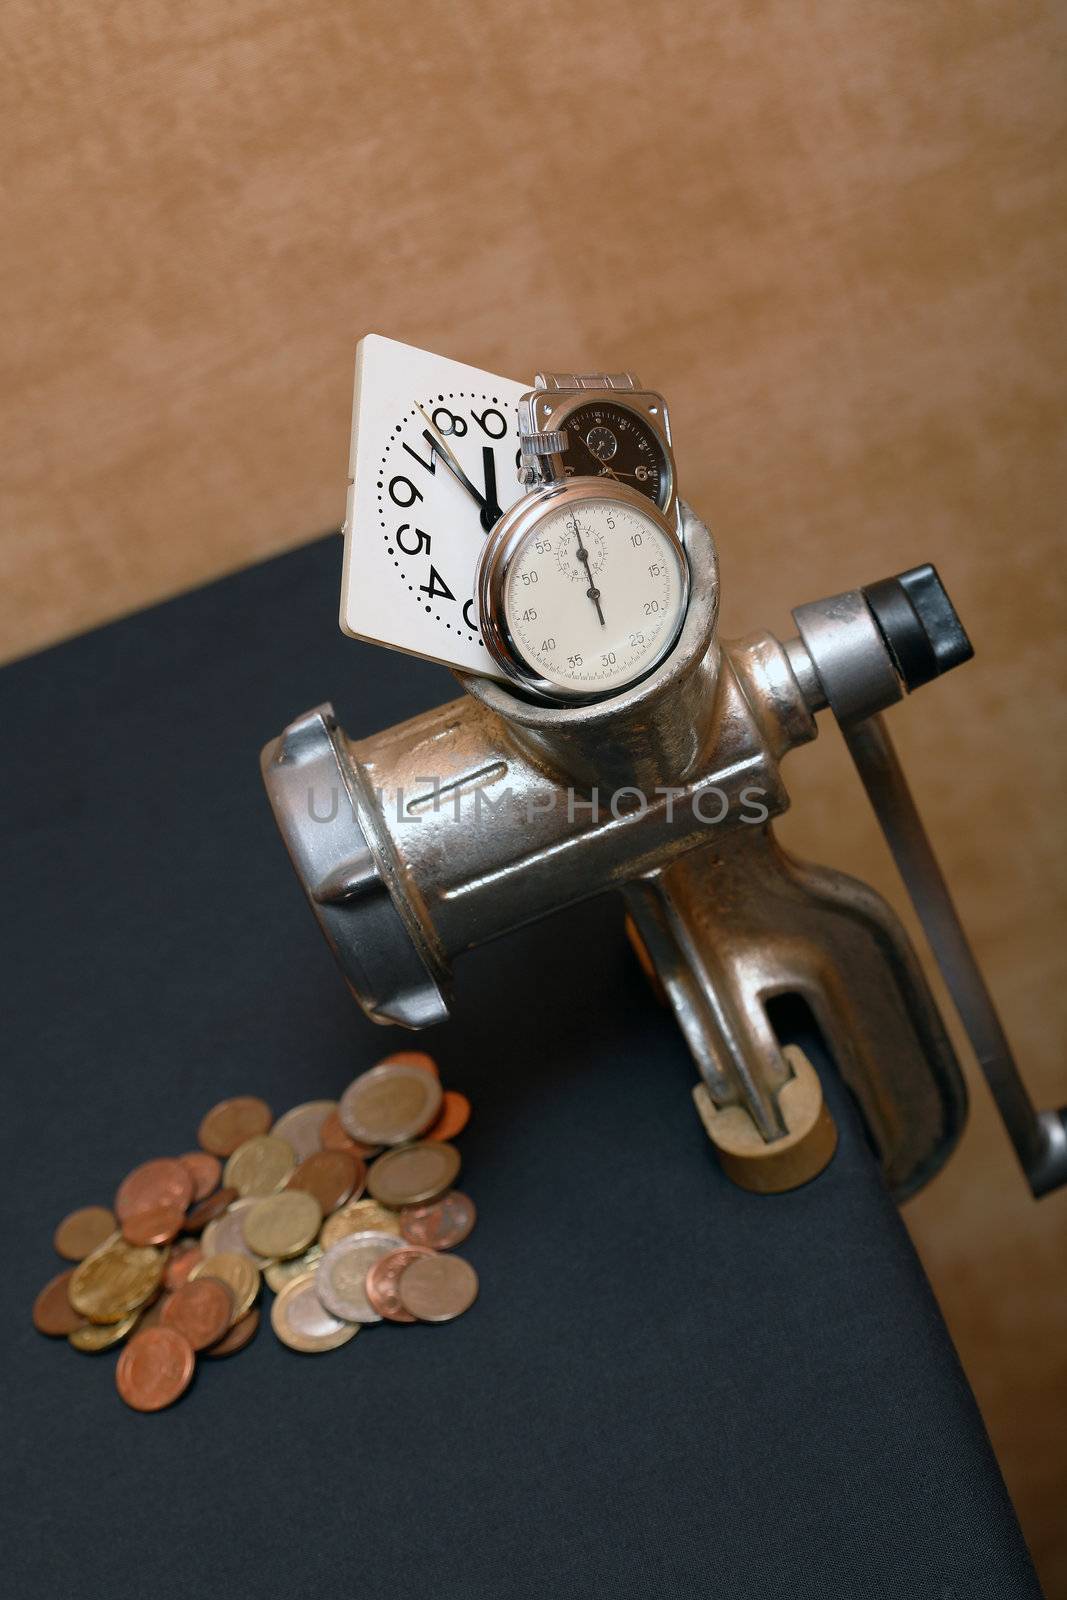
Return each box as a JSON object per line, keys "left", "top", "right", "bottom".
{"left": 554, "top": 523, "right": 606, "bottom": 583}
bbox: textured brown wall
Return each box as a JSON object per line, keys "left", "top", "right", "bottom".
{"left": 3, "top": 0, "right": 1065, "bottom": 1585}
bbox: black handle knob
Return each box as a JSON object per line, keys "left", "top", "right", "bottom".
{"left": 862, "top": 564, "right": 974, "bottom": 692}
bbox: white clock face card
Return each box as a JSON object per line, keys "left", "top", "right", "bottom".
{"left": 341, "top": 335, "right": 527, "bottom": 677}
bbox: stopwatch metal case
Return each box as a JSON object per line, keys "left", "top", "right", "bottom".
{"left": 476, "top": 477, "right": 692, "bottom": 703}
{"left": 524, "top": 384, "right": 677, "bottom": 522}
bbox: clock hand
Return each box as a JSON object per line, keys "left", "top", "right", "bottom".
{"left": 415, "top": 403, "right": 488, "bottom": 515}
{"left": 479, "top": 445, "right": 503, "bottom": 532}
{"left": 570, "top": 516, "right": 606, "bottom": 627}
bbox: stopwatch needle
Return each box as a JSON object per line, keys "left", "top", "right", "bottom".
{"left": 571, "top": 517, "right": 605, "bottom": 627}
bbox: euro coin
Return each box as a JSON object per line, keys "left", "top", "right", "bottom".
{"left": 271, "top": 1272, "right": 359, "bottom": 1353}
{"left": 178, "top": 1151, "right": 222, "bottom": 1200}
{"left": 200, "top": 1197, "right": 274, "bottom": 1269}
{"left": 286, "top": 1149, "right": 362, "bottom": 1214}
{"left": 69, "top": 1235, "right": 166, "bottom": 1325}
{"left": 397, "top": 1253, "right": 478, "bottom": 1322}
{"left": 316, "top": 1231, "right": 406, "bottom": 1324}
{"left": 365, "top": 1247, "right": 435, "bottom": 1323}
{"left": 271, "top": 1100, "right": 336, "bottom": 1163}
{"left": 161, "top": 1278, "right": 234, "bottom": 1350}
{"left": 425, "top": 1090, "right": 471, "bottom": 1143}
{"left": 198, "top": 1096, "right": 272, "bottom": 1157}
{"left": 320, "top": 1197, "right": 402, "bottom": 1250}
{"left": 339, "top": 1064, "right": 442, "bottom": 1146}
{"left": 53, "top": 1206, "right": 116, "bottom": 1262}
{"left": 189, "top": 1251, "right": 259, "bottom": 1324}
{"left": 33, "top": 1268, "right": 86, "bottom": 1336}
{"left": 114, "top": 1158, "right": 192, "bottom": 1222}
{"left": 116, "top": 1327, "right": 194, "bottom": 1411}
{"left": 242, "top": 1190, "right": 321, "bottom": 1260}
{"left": 204, "top": 1307, "right": 260, "bottom": 1358}
{"left": 400, "top": 1190, "right": 477, "bottom": 1250}
{"left": 264, "top": 1244, "right": 323, "bottom": 1294}
{"left": 69, "top": 1311, "right": 139, "bottom": 1352}
{"left": 366, "top": 1141, "right": 460, "bottom": 1208}
{"left": 223, "top": 1134, "right": 294, "bottom": 1197}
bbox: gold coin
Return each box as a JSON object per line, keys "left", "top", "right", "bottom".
{"left": 200, "top": 1197, "right": 275, "bottom": 1269}
{"left": 223, "top": 1134, "right": 295, "bottom": 1197}
{"left": 320, "top": 1197, "right": 402, "bottom": 1250}
{"left": 242, "top": 1190, "right": 322, "bottom": 1260}
{"left": 270, "top": 1272, "right": 359, "bottom": 1353}
{"left": 264, "top": 1244, "right": 323, "bottom": 1293}
{"left": 53, "top": 1205, "right": 117, "bottom": 1262}
{"left": 69, "top": 1234, "right": 166, "bottom": 1325}
{"left": 366, "top": 1141, "right": 461, "bottom": 1208}
{"left": 338, "top": 1065, "right": 442, "bottom": 1146}
{"left": 69, "top": 1311, "right": 139, "bottom": 1351}
{"left": 189, "top": 1251, "right": 259, "bottom": 1324}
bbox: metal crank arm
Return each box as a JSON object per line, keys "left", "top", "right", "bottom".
{"left": 792, "top": 564, "right": 1067, "bottom": 1197}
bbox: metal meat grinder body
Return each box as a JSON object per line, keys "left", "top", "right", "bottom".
{"left": 263, "top": 505, "right": 1067, "bottom": 1200}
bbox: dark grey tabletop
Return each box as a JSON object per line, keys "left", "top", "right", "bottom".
{"left": 0, "top": 536, "right": 1040, "bottom": 1599}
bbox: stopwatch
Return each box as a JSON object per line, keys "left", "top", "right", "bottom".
{"left": 476, "top": 476, "right": 689, "bottom": 701}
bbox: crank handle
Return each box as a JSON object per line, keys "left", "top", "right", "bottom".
{"left": 788, "top": 565, "right": 1067, "bottom": 1197}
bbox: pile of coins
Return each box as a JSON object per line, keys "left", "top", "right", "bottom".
{"left": 32, "top": 1052, "right": 478, "bottom": 1411}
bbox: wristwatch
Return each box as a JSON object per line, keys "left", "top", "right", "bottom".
{"left": 476, "top": 372, "right": 689, "bottom": 703}
{"left": 517, "top": 371, "right": 676, "bottom": 522}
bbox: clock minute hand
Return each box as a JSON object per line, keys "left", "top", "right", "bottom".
{"left": 415, "top": 403, "right": 488, "bottom": 515}
{"left": 571, "top": 516, "right": 605, "bottom": 627}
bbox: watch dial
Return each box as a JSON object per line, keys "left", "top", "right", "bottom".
{"left": 557, "top": 402, "right": 669, "bottom": 508}
{"left": 342, "top": 335, "right": 527, "bottom": 680}
{"left": 375, "top": 391, "right": 524, "bottom": 655}
{"left": 501, "top": 497, "right": 687, "bottom": 695}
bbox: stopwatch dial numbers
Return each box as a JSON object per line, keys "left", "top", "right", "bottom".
{"left": 503, "top": 499, "right": 685, "bottom": 695}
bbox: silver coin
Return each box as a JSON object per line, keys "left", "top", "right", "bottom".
{"left": 316, "top": 1230, "right": 407, "bottom": 1324}
{"left": 271, "top": 1099, "right": 336, "bottom": 1163}
{"left": 200, "top": 1197, "right": 275, "bottom": 1270}
{"left": 271, "top": 1272, "right": 359, "bottom": 1353}
{"left": 338, "top": 1065, "right": 442, "bottom": 1146}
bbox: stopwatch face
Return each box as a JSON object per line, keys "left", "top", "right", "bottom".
{"left": 499, "top": 495, "right": 688, "bottom": 696}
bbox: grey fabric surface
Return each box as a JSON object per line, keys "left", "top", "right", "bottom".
{"left": 0, "top": 535, "right": 1041, "bottom": 1599}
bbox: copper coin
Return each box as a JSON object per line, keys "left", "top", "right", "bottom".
{"left": 286, "top": 1150, "right": 363, "bottom": 1215}
{"left": 425, "top": 1090, "right": 471, "bottom": 1143}
{"left": 160, "top": 1277, "right": 234, "bottom": 1351}
{"left": 116, "top": 1327, "right": 195, "bottom": 1412}
{"left": 365, "top": 1247, "right": 435, "bottom": 1323}
{"left": 53, "top": 1205, "right": 117, "bottom": 1262}
{"left": 33, "top": 1268, "right": 86, "bottom": 1337}
{"left": 185, "top": 1186, "right": 237, "bottom": 1233}
{"left": 179, "top": 1151, "right": 222, "bottom": 1201}
{"left": 138, "top": 1294, "right": 169, "bottom": 1331}
{"left": 204, "top": 1307, "right": 260, "bottom": 1358}
{"left": 197, "top": 1095, "right": 273, "bottom": 1158}
{"left": 400, "top": 1190, "right": 477, "bottom": 1250}
{"left": 114, "top": 1158, "right": 193, "bottom": 1222}
{"left": 366, "top": 1141, "right": 460, "bottom": 1208}
{"left": 377, "top": 1050, "right": 440, "bottom": 1079}
{"left": 320, "top": 1109, "right": 380, "bottom": 1159}
{"left": 397, "top": 1253, "right": 479, "bottom": 1322}
{"left": 165, "top": 1243, "right": 203, "bottom": 1292}
{"left": 121, "top": 1206, "right": 184, "bottom": 1247}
